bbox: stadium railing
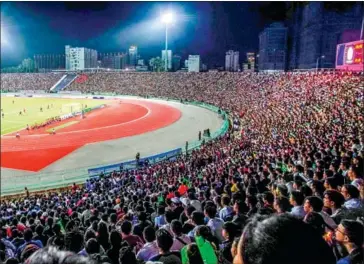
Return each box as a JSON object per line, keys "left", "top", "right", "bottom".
{"left": 1, "top": 94, "right": 229, "bottom": 196}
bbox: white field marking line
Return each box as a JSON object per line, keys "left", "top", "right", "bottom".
{"left": 1, "top": 103, "right": 152, "bottom": 138}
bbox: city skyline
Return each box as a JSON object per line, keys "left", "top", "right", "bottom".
{"left": 1, "top": 1, "right": 291, "bottom": 68}
{"left": 1, "top": 1, "right": 363, "bottom": 70}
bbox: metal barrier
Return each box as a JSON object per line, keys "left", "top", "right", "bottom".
{"left": 1, "top": 94, "right": 229, "bottom": 196}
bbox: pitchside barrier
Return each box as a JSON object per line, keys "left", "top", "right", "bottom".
{"left": 1, "top": 93, "right": 229, "bottom": 196}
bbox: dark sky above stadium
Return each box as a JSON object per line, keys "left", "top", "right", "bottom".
{"left": 0, "top": 1, "right": 287, "bottom": 67}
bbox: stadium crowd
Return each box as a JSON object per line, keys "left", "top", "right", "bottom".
{"left": 0, "top": 73, "right": 64, "bottom": 92}
{"left": 0, "top": 71, "right": 364, "bottom": 264}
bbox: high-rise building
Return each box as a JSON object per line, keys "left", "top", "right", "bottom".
{"left": 161, "top": 50, "right": 173, "bottom": 70}
{"left": 65, "top": 45, "right": 98, "bottom": 71}
{"left": 225, "top": 50, "right": 240, "bottom": 72}
{"left": 99, "top": 53, "right": 127, "bottom": 69}
{"left": 129, "top": 46, "right": 138, "bottom": 67}
{"left": 286, "top": 2, "right": 364, "bottom": 69}
{"left": 34, "top": 54, "right": 65, "bottom": 70}
{"left": 188, "top": 55, "right": 201, "bottom": 72}
{"left": 172, "top": 55, "right": 181, "bottom": 72}
{"left": 259, "top": 22, "right": 288, "bottom": 71}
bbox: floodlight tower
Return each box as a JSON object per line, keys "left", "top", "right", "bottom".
{"left": 161, "top": 12, "right": 174, "bottom": 72}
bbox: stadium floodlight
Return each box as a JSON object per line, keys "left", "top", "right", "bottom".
{"left": 160, "top": 12, "right": 174, "bottom": 72}
{"left": 161, "top": 12, "right": 174, "bottom": 25}
{"left": 316, "top": 55, "right": 325, "bottom": 72}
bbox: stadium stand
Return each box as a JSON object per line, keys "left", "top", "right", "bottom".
{"left": 0, "top": 71, "right": 363, "bottom": 264}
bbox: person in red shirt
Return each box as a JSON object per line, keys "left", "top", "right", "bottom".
{"left": 178, "top": 182, "right": 188, "bottom": 196}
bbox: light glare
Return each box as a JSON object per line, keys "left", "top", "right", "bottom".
{"left": 161, "top": 13, "right": 174, "bottom": 24}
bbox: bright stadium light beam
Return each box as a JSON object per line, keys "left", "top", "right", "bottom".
{"left": 160, "top": 12, "right": 175, "bottom": 72}
{"left": 1, "top": 25, "right": 8, "bottom": 46}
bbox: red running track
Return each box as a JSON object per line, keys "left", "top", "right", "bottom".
{"left": 0, "top": 100, "right": 181, "bottom": 172}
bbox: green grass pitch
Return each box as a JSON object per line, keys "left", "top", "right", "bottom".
{"left": 0, "top": 97, "right": 107, "bottom": 135}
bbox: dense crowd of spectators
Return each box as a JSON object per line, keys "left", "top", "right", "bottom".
{"left": 1, "top": 73, "right": 64, "bottom": 92}
{"left": 0, "top": 71, "right": 364, "bottom": 264}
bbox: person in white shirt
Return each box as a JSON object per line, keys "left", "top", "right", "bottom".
{"left": 160, "top": 211, "right": 175, "bottom": 236}
{"left": 205, "top": 205, "right": 225, "bottom": 243}
{"left": 170, "top": 220, "right": 191, "bottom": 251}
{"left": 188, "top": 192, "right": 202, "bottom": 212}
{"left": 136, "top": 226, "right": 159, "bottom": 261}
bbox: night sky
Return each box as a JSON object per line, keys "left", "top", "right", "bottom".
{"left": 0, "top": 1, "right": 287, "bottom": 67}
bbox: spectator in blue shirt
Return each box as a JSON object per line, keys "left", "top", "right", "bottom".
{"left": 289, "top": 191, "right": 306, "bottom": 219}
{"left": 16, "top": 229, "right": 43, "bottom": 260}
{"left": 154, "top": 206, "right": 166, "bottom": 229}
{"left": 219, "top": 196, "right": 234, "bottom": 221}
{"left": 341, "top": 185, "right": 362, "bottom": 210}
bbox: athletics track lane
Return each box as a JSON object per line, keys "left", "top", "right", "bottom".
{"left": 0, "top": 100, "right": 181, "bottom": 172}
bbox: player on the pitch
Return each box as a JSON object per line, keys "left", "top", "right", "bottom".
{"left": 2, "top": 112, "right": 4, "bottom": 118}
{"left": 19, "top": 110, "right": 22, "bottom": 116}
{"left": 40, "top": 107, "right": 43, "bottom": 112}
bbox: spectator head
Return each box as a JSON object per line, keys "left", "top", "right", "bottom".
{"left": 335, "top": 220, "right": 364, "bottom": 249}
{"left": 246, "top": 195, "right": 258, "bottom": 208}
{"left": 323, "top": 190, "right": 345, "bottom": 209}
{"left": 273, "top": 197, "right": 291, "bottom": 214}
{"left": 262, "top": 192, "right": 274, "bottom": 206}
{"left": 186, "top": 243, "right": 204, "bottom": 264}
{"left": 186, "top": 206, "right": 196, "bottom": 219}
{"left": 25, "top": 247, "right": 90, "bottom": 264}
{"left": 157, "top": 206, "right": 165, "bottom": 216}
{"left": 275, "top": 184, "right": 288, "bottom": 197}
{"left": 84, "top": 229, "right": 96, "bottom": 243}
{"left": 85, "top": 238, "right": 100, "bottom": 255}
{"left": 324, "top": 177, "right": 339, "bottom": 191}
{"left": 171, "top": 220, "right": 183, "bottom": 236}
{"left": 303, "top": 212, "right": 326, "bottom": 236}
{"left": 156, "top": 229, "right": 174, "bottom": 253}
{"left": 204, "top": 205, "right": 217, "bottom": 219}
{"left": 191, "top": 211, "right": 205, "bottom": 226}
{"left": 304, "top": 196, "right": 324, "bottom": 213}
{"left": 109, "top": 230, "right": 122, "bottom": 248}
{"left": 23, "top": 228, "right": 33, "bottom": 242}
{"left": 222, "top": 222, "right": 238, "bottom": 241}
{"left": 221, "top": 196, "right": 231, "bottom": 207}
{"left": 289, "top": 191, "right": 304, "bottom": 206}
{"left": 121, "top": 221, "right": 132, "bottom": 235}
{"left": 233, "top": 200, "right": 245, "bottom": 214}
{"left": 119, "top": 245, "right": 137, "bottom": 264}
{"left": 143, "top": 226, "right": 156, "bottom": 243}
{"left": 165, "top": 210, "right": 175, "bottom": 224}
{"left": 340, "top": 184, "right": 360, "bottom": 200}
{"left": 234, "top": 214, "right": 335, "bottom": 264}
{"left": 5, "top": 258, "right": 19, "bottom": 264}
{"left": 35, "top": 225, "right": 44, "bottom": 236}
{"left": 137, "top": 211, "right": 147, "bottom": 222}
{"left": 110, "top": 213, "right": 117, "bottom": 224}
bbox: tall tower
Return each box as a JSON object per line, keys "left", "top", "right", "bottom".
{"left": 128, "top": 46, "right": 138, "bottom": 67}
